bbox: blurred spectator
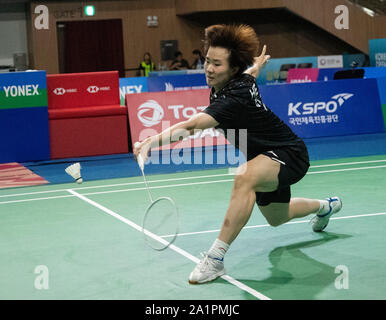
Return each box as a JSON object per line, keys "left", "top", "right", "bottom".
{"left": 169, "top": 51, "right": 190, "bottom": 70}
{"left": 190, "top": 49, "right": 205, "bottom": 69}
{"left": 138, "top": 52, "right": 155, "bottom": 77}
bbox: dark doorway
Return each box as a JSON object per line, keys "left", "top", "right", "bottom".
{"left": 57, "top": 19, "right": 125, "bottom": 77}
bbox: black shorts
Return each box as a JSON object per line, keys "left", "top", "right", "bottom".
{"left": 255, "top": 141, "right": 310, "bottom": 206}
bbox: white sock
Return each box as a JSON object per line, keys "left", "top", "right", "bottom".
{"left": 208, "top": 239, "right": 229, "bottom": 261}
{"left": 317, "top": 200, "right": 329, "bottom": 215}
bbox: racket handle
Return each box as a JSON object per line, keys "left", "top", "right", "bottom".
{"left": 134, "top": 142, "right": 145, "bottom": 171}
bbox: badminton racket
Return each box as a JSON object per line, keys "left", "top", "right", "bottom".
{"left": 135, "top": 142, "right": 179, "bottom": 251}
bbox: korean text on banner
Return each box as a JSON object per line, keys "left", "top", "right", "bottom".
{"left": 259, "top": 78, "right": 384, "bottom": 138}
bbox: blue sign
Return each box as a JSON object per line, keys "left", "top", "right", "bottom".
{"left": 119, "top": 77, "right": 148, "bottom": 105}
{"left": 369, "top": 39, "right": 386, "bottom": 67}
{"left": 317, "top": 68, "right": 342, "bottom": 82}
{"left": 363, "top": 67, "right": 386, "bottom": 79}
{"left": 147, "top": 73, "right": 208, "bottom": 92}
{"left": 0, "top": 70, "right": 50, "bottom": 162}
{"left": 259, "top": 78, "right": 384, "bottom": 138}
{"left": 376, "top": 77, "right": 386, "bottom": 105}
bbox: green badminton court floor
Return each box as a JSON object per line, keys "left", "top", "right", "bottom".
{"left": 0, "top": 154, "right": 385, "bottom": 300}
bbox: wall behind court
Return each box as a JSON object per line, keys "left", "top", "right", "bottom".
{"left": 29, "top": 0, "right": 203, "bottom": 77}
{"left": 28, "top": 0, "right": 365, "bottom": 77}
{"left": 0, "top": 4, "right": 28, "bottom": 67}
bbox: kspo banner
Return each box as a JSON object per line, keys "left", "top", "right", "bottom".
{"left": 126, "top": 89, "right": 230, "bottom": 151}
{"left": 260, "top": 78, "right": 384, "bottom": 138}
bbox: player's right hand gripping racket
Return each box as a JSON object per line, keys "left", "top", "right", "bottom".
{"left": 135, "top": 142, "right": 179, "bottom": 251}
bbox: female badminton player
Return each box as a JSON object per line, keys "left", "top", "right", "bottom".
{"left": 134, "top": 24, "right": 342, "bottom": 284}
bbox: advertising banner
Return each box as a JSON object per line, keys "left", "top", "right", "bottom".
{"left": 369, "top": 38, "right": 386, "bottom": 67}
{"left": 286, "top": 68, "right": 319, "bottom": 83}
{"left": 0, "top": 70, "right": 50, "bottom": 163}
{"left": 343, "top": 53, "right": 366, "bottom": 68}
{"left": 0, "top": 70, "right": 47, "bottom": 109}
{"left": 376, "top": 77, "right": 386, "bottom": 128}
{"left": 256, "top": 56, "right": 318, "bottom": 85}
{"left": 147, "top": 73, "right": 208, "bottom": 92}
{"left": 126, "top": 89, "right": 229, "bottom": 151}
{"left": 47, "top": 71, "right": 120, "bottom": 109}
{"left": 119, "top": 76, "right": 148, "bottom": 105}
{"left": 317, "top": 55, "right": 343, "bottom": 69}
{"left": 317, "top": 68, "right": 342, "bottom": 82}
{"left": 259, "top": 78, "right": 384, "bottom": 138}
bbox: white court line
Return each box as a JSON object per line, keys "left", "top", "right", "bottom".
{"left": 1, "top": 158, "right": 385, "bottom": 199}
{"left": 67, "top": 189, "right": 271, "bottom": 300}
{"left": 1, "top": 164, "right": 386, "bottom": 205}
{"left": 307, "top": 165, "right": 386, "bottom": 175}
{"left": 160, "top": 212, "right": 386, "bottom": 238}
{"left": 310, "top": 159, "right": 386, "bottom": 168}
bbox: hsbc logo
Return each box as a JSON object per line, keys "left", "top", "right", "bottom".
{"left": 137, "top": 100, "right": 165, "bottom": 127}
{"left": 87, "top": 86, "right": 99, "bottom": 93}
{"left": 53, "top": 88, "right": 65, "bottom": 95}
{"left": 53, "top": 87, "right": 77, "bottom": 95}
{"left": 87, "top": 85, "right": 111, "bottom": 93}
{"left": 288, "top": 93, "right": 354, "bottom": 116}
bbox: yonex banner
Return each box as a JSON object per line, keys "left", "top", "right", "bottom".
{"left": 126, "top": 89, "right": 229, "bottom": 150}
{"left": 147, "top": 73, "right": 208, "bottom": 92}
{"left": 119, "top": 76, "right": 148, "bottom": 105}
{"left": 0, "top": 70, "right": 50, "bottom": 162}
{"left": 259, "top": 78, "right": 384, "bottom": 138}
{"left": 0, "top": 71, "right": 47, "bottom": 109}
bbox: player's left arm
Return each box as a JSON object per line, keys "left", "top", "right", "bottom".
{"left": 244, "top": 45, "right": 270, "bottom": 78}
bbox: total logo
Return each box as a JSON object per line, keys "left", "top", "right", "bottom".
{"left": 288, "top": 93, "right": 354, "bottom": 116}
{"left": 137, "top": 100, "right": 165, "bottom": 127}
{"left": 137, "top": 100, "right": 207, "bottom": 127}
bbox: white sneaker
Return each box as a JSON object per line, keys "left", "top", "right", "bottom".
{"left": 311, "top": 197, "right": 342, "bottom": 232}
{"left": 188, "top": 252, "right": 226, "bottom": 284}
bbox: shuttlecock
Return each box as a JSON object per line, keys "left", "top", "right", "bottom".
{"left": 65, "top": 162, "right": 83, "bottom": 183}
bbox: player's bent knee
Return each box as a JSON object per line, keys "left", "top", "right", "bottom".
{"left": 233, "top": 173, "right": 254, "bottom": 191}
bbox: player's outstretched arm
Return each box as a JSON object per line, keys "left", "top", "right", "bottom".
{"left": 244, "top": 45, "right": 270, "bottom": 78}
{"left": 134, "top": 112, "right": 218, "bottom": 162}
